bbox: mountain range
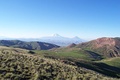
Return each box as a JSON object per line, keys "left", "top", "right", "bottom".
{"left": 0, "top": 34, "right": 85, "bottom": 46}
{"left": 38, "top": 34, "right": 85, "bottom": 46}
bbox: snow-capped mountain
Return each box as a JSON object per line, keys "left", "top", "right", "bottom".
{"left": 0, "top": 34, "right": 86, "bottom": 46}
{"left": 39, "top": 34, "right": 85, "bottom": 46}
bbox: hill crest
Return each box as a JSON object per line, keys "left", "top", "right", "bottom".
{"left": 92, "top": 37, "right": 115, "bottom": 48}
{"left": 0, "top": 40, "right": 59, "bottom": 50}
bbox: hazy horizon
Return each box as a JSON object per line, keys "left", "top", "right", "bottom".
{"left": 0, "top": 0, "right": 120, "bottom": 40}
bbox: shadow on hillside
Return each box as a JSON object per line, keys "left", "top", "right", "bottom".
{"left": 75, "top": 61, "right": 120, "bottom": 78}
{"left": 85, "top": 50, "right": 103, "bottom": 60}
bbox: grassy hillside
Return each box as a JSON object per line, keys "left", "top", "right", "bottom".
{"left": 0, "top": 46, "right": 117, "bottom": 80}
{"left": 100, "top": 57, "right": 120, "bottom": 67}
{"left": 34, "top": 47, "right": 103, "bottom": 61}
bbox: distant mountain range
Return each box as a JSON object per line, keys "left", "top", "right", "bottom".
{"left": 0, "top": 40, "right": 59, "bottom": 50}
{"left": 0, "top": 34, "right": 85, "bottom": 46}
{"left": 38, "top": 34, "right": 85, "bottom": 46}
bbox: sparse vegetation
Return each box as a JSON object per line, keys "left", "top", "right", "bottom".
{"left": 0, "top": 46, "right": 118, "bottom": 80}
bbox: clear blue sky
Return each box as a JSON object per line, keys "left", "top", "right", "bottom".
{"left": 0, "top": 0, "right": 120, "bottom": 40}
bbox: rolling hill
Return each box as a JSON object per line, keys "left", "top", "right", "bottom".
{"left": 0, "top": 40, "right": 59, "bottom": 50}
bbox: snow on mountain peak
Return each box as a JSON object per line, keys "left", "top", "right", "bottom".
{"left": 53, "top": 34, "right": 61, "bottom": 37}
{"left": 73, "top": 36, "right": 79, "bottom": 39}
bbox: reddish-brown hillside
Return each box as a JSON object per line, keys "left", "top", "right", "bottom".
{"left": 77, "top": 37, "right": 120, "bottom": 57}
{"left": 67, "top": 43, "right": 76, "bottom": 48}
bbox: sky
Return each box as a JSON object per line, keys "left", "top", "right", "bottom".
{"left": 0, "top": 0, "right": 120, "bottom": 40}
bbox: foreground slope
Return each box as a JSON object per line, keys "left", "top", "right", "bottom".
{"left": 0, "top": 40, "right": 59, "bottom": 50}
{"left": 0, "top": 46, "right": 116, "bottom": 80}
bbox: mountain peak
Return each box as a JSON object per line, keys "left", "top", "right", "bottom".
{"left": 53, "top": 34, "right": 61, "bottom": 37}
{"left": 73, "top": 36, "right": 80, "bottom": 39}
